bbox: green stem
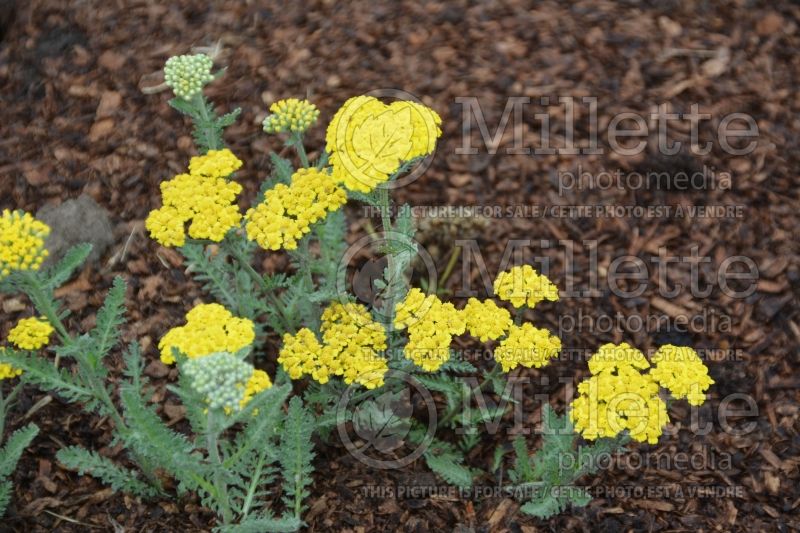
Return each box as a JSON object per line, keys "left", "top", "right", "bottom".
{"left": 441, "top": 362, "right": 504, "bottom": 427}
{"left": 193, "top": 93, "right": 220, "bottom": 152}
{"left": 228, "top": 243, "right": 294, "bottom": 333}
{"left": 376, "top": 186, "right": 399, "bottom": 333}
{"left": 207, "top": 410, "right": 233, "bottom": 524}
{"left": 439, "top": 245, "right": 462, "bottom": 292}
{"left": 21, "top": 272, "right": 70, "bottom": 343}
{"left": 292, "top": 133, "right": 310, "bottom": 167}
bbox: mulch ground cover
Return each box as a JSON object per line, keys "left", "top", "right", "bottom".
{"left": 0, "top": 1, "right": 798, "bottom": 531}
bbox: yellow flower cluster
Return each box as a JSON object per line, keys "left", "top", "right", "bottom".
{"left": 650, "top": 345, "right": 714, "bottom": 406}
{"left": 394, "top": 288, "right": 465, "bottom": 372}
{"left": 325, "top": 96, "right": 442, "bottom": 193}
{"left": 158, "top": 303, "right": 255, "bottom": 364}
{"left": 494, "top": 323, "right": 562, "bottom": 372}
{"left": 245, "top": 167, "right": 346, "bottom": 251}
{"left": 570, "top": 343, "right": 713, "bottom": 445}
{"left": 188, "top": 149, "right": 243, "bottom": 178}
{"left": 8, "top": 317, "right": 54, "bottom": 350}
{"left": 240, "top": 369, "right": 273, "bottom": 409}
{"left": 493, "top": 265, "right": 559, "bottom": 309}
{"left": 463, "top": 298, "right": 512, "bottom": 342}
{"left": 262, "top": 98, "right": 320, "bottom": 134}
{"left": 146, "top": 149, "right": 244, "bottom": 247}
{"left": 0, "top": 358, "right": 22, "bottom": 381}
{"left": 278, "top": 302, "right": 388, "bottom": 389}
{"left": 0, "top": 210, "right": 50, "bottom": 279}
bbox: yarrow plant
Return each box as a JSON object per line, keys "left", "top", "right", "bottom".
{"left": 0, "top": 50, "right": 717, "bottom": 528}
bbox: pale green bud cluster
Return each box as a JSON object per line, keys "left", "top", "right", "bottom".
{"left": 182, "top": 352, "right": 253, "bottom": 412}
{"left": 164, "top": 54, "right": 214, "bottom": 101}
{"left": 262, "top": 98, "right": 320, "bottom": 134}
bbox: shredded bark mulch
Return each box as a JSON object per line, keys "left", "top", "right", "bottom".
{"left": 0, "top": 1, "right": 798, "bottom": 531}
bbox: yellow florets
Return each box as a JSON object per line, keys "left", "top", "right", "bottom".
{"left": 240, "top": 369, "right": 273, "bottom": 409}
{"left": 163, "top": 54, "right": 214, "bottom": 101}
{"left": 569, "top": 342, "right": 713, "bottom": 445}
{"left": 245, "top": 167, "right": 347, "bottom": 251}
{"left": 394, "top": 289, "right": 465, "bottom": 372}
{"left": 8, "top": 317, "right": 54, "bottom": 350}
{"left": 262, "top": 98, "right": 320, "bottom": 134}
{"left": 188, "top": 149, "right": 243, "bottom": 178}
{"left": 278, "top": 302, "right": 388, "bottom": 389}
{"left": 570, "top": 364, "right": 667, "bottom": 445}
{"left": 493, "top": 322, "right": 561, "bottom": 372}
{"left": 463, "top": 298, "right": 512, "bottom": 342}
{"left": 0, "top": 210, "right": 50, "bottom": 280}
{"left": 650, "top": 345, "right": 714, "bottom": 406}
{"left": 0, "top": 361, "right": 22, "bottom": 380}
{"left": 326, "top": 96, "right": 442, "bottom": 193}
{"left": 158, "top": 303, "right": 255, "bottom": 365}
{"left": 146, "top": 149, "right": 244, "bottom": 247}
{"left": 493, "top": 265, "right": 559, "bottom": 309}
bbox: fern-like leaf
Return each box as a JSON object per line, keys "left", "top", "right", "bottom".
{"left": 46, "top": 243, "right": 93, "bottom": 289}
{"left": 0, "top": 423, "right": 38, "bottom": 477}
{"left": 277, "top": 397, "right": 315, "bottom": 518}
{"left": 56, "top": 446, "right": 158, "bottom": 498}
{"left": 90, "top": 277, "right": 128, "bottom": 361}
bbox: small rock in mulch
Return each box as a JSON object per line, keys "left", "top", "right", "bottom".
{"left": 36, "top": 194, "right": 115, "bottom": 265}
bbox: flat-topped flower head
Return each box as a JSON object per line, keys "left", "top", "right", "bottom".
{"left": 164, "top": 54, "right": 214, "bottom": 101}
{"left": 182, "top": 352, "right": 253, "bottom": 413}
{"left": 494, "top": 322, "right": 561, "bottom": 372}
{"left": 245, "top": 167, "right": 346, "bottom": 251}
{"left": 493, "top": 265, "right": 559, "bottom": 309}
{"left": 326, "top": 95, "right": 442, "bottom": 193}
{"left": 0, "top": 210, "right": 50, "bottom": 279}
{"left": 463, "top": 298, "right": 512, "bottom": 342}
{"left": 394, "top": 290, "right": 465, "bottom": 372}
{"left": 279, "top": 302, "right": 388, "bottom": 389}
{"left": 0, "top": 349, "right": 22, "bottom": 381}
{"left": 262, "top": 98, "right": 320, "bottom": 134}
{"left": 8, "top": 317, "right": 54, "bottom": 350}
{"left": 158, "top": 303, "right": 255, "bottom": 365}
{"left": 650, "top": 345, "right": 714, "bottom": 406}
{"left": 588, "top": 342, "right": 650, "bottom": 375}
{"left": 146, "top": 150, "right": 244, "bottom": 247}
{"left": 188, "top": 149, "right": 243, "bottom": 179}
{"left": 570, "top": 366, "right": 668, "bottom": 444}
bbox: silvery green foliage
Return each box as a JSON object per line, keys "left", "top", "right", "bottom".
{"left": 508, "top": 405, "right": 628, "bottom": 518}
{"left": 0, "top": 423, "right": 38, "bottom": 517}
{"left": 182, "top": 352, "right": 253, "bottom": 412}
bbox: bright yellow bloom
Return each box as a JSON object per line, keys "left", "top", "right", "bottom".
{"left": 188, "top": 149, "right": 243, "bottom": 178}
{"left": 263, "top": 98, "right": 320, "bottom": 134}
{"left": 245, "top": 167, "right": 346, "bottom": 251}
{"left": 278, "top": 303, "right": 388, "bottom": 389}
{"left": 650, "top": 345, "right": 714, "bottom": 406}
{"left": 0, "top": 210, "right": 50, "bottom": 279}
{"left": 278, "top": 327, "right": 325, "bottom": 381}
{"left": 0, "top": 362, "right": 22, "bottom": 380}
{"left": 493, "top": 265, "right": 559, "bottom": 309}
{"left": 158, "top": 303, "right": 255, "bottom": 364}
{"left": 394, "top": 289, "right": 465, "bottom": 372}
{"left": 8, "top": 317, "right": 54, "bottom": 350}
{"left": 569, "top": 342, "right": 713, "bottom": 445}
{"left": 463, "top": 298, "right": 512, "bottom": 342}
{"left": 240, "top": 369, "right": 273, "bottom": 409}
{"left": 320, "top": 302, "right": 388, "bottom": 389}
{"left": 494, "top": 322, "right": 561, "bottom": 372}
{"left": 588, "top": 342, "right": 651, "bottom": 375}
{"left": 146, "top": 151, "right": 243, "bottom": 247}
{"left": 325, "top": 95, "right": 442, "bottom": 193}
{"left": 570, "top": 366, "right": 667, "bottom": 444}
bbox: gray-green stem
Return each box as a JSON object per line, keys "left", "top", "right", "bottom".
{"left": 207, "top": 409, "right": 233, "bottom": 524}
